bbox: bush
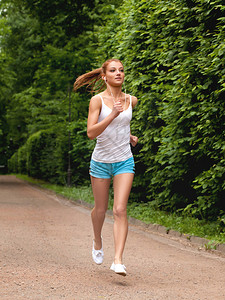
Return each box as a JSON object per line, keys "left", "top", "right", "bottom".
{"left": 8, "top": 151, "right": 18, "bottom": 173}
{"left": 96, "top": 0, "right": 225, "bottom": 220}
{"left": 8, "top": 121, "right": 94, "bottom": 185}
{"left": 70, "top": 120, "right": 95, "bottom": 184}
{"left": 18, "top": 144, "right": 28, "bottom": 174}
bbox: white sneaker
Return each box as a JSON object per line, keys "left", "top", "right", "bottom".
{"left": 110, "top": 262, "right": 127, "bottom": 276}
{"left": 92, "top": 240, "right": 104, "bottom": 265}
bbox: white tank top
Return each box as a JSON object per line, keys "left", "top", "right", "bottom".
{"left": 91, "top": 94, "right": 133, "bottom": 163}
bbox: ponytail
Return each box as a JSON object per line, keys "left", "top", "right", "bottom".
{"left": 73, "top": 67, "right": 105, "bottom": 94}
{"left": 73, "top": 58, "right": 123, "bottom": 95}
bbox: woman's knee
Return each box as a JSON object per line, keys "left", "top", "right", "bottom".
{"left": 93, "top": 206, "right": 107, "bottom": 218}
{"left": 113, "top": 205, "right": 127, "bottom": 218}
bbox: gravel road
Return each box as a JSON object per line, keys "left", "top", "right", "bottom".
{"left": 0, "top": 175, "right": 224, "bottom": 300}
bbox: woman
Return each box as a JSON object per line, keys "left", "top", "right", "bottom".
{"left": 74, "top": 58, "right": 138, "bottom": 276}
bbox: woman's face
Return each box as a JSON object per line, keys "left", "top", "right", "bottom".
{"left": 105, "top": 61, "right": 125, "bottom": 87}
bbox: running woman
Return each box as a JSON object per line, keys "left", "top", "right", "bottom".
{"left": 73, "top": 59, "right": 138, "bottom": 276}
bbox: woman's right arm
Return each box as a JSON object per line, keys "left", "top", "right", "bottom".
{"left": 87, "top": 95, "right": 122, "bottom": 140}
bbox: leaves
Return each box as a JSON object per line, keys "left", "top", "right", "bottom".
{"left": 94, "top": 0, "right": 225, "bottom": 219}
{"left": 2, "top": 0, "right": 225, "bottom": 220}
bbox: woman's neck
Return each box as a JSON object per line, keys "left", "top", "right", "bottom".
{"left": 106, "top": 86, "right": 122, "bottom": 101}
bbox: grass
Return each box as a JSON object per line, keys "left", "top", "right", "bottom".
{"left": 15, "top": 174, "right": 225, "bottom": 245}
{"left": 126, "top": 202, "right": 225, "bottom": 245}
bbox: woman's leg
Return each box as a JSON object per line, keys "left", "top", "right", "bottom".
{"left": 91, "top": 176, "right": 111, "bottom": 250}
{"left": 113, "top": 173, "right": 134, "bottom": 264}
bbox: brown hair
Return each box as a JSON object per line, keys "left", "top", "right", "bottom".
{"left": 73, "top": 58, "right": 123, "bottom": 94}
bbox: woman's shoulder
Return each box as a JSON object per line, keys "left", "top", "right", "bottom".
{"left": 91, "top": 93, "right": 103, "bottom": 101}
{"left": 129, "top": 95, "right": 138, "bottom": 108}
{"left": 89, "top": 93, "right": 103, "bottom": 113}
{"left": 90, "top": 93, "right": 103, "bottom": 104}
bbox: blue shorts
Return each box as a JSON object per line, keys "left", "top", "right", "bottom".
{"left": 90, "top": 157, "right": 135, "bottom": 179}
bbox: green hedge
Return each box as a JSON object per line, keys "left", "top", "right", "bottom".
{"left": 8, "top": 122, "right": 94, "bottom": 185}
{"left": 7, "top": 0, "right": 225, "bottom": 221}
{"left": 8, "top": 151, "right": 18, "bottom": 174}
{"left": 17, "top": 144, "right": 28, "bottom": 174}
{"left": 95, "top": 0, "right": 225, "bottom": 220}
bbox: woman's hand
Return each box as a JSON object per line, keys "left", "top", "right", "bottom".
{"left": 130, "top": 134, "right": 138, "bottom": 147}
{"left": 87, "top": 96, "right": 124, "bottom": 139}
{"left": 111, "top": 100, "right": 123, "bottom": 118}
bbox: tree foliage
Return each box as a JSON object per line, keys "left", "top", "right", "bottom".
{"left": 1, "top": 0, "right": 120, "bottom": 181}
{"left": 1, "top": 0, "right": 97, "bottom": 174}
{"left": 1, "top": 0, "right": 225, "bottom": 220}
{"left": 95, "top": 0, "right": 225, "bottom": 220}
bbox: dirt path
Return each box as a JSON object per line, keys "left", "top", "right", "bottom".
{"left": 0, "top": 175, "right": 224, "bottom": 300}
